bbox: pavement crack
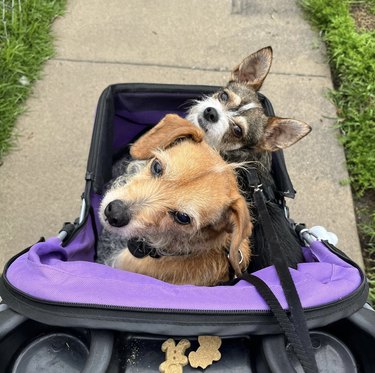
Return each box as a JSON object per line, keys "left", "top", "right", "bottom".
{"left": 53, "top": 57, "right": 228, "bottom": 72}
{"left": 52, "top": 57, "right": 328, "bottom": 79}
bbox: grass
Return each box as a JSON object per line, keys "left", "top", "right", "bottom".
{"left": 0, "top": 0, "right": 66, "bottom": 159}
{"left": 300, "top": 0, "right": 375, "bottom": 302}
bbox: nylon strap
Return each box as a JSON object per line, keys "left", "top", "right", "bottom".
{"left": 240, "top": 273, "right": 316, "bottom": 372}
{"left": 241, "top": 168, "right": 318, "bottom": 373}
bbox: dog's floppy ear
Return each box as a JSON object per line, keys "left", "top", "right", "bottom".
{"left": 130, "top": 114, "right": 205, "bottom": 160}
{"left": 231, "top": 46, "right": 273, "bottom": 91}
{"left": 257, "top": 117, "right": 312, "bottom": 152}
{"left": 228, "top": 197, "right": 252, "bottom": 277}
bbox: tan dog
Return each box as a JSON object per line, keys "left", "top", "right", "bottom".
{"left": 99, "top": 114, "right": 252, "bottom": 286}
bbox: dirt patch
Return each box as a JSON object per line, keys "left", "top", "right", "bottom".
{"left": 354, "top": 189, "right": 375, "bottom": 272}
{"left": 350, "top": 3, "right": 375, "bottom": 32}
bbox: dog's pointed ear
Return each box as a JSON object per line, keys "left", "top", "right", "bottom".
{"left": 258, "top": 117, "right": 312, "bottom": 152}
{"left": 228, "top": 197, "right": 252, "bottom": 277}
{"left": 130, "top": 114, "right": 205, "bottom": 160}
{"left": 231, "top": 46, "right": 273, "bottom": 91}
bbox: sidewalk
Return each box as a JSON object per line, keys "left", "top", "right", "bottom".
{"left": 0, "top": 0, "right": 363, "bottom": 269}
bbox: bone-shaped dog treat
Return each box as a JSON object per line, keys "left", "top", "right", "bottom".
{"left": 188, "top": 336, "right": 222, "bottom": 369}
{"left": 159, "top": 338, "right": 191, "bottom": 373}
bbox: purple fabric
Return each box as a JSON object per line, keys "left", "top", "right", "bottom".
{"left": 112, "top": 111, "right": 186, "bottom": 152}
{"left": 6, "top": 218, "right": 362, "bottom": 310}
{"left": 111, "top": 90, "right": 195, "bottom": 152}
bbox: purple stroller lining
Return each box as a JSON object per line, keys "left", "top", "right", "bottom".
{"left": 6, "top": 210, "right": 362, "bottom": 311}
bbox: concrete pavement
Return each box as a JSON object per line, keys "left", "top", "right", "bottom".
{"left": 0, "top": 0, "right": 363, "bottom": 269}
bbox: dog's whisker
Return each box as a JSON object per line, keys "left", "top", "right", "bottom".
{"left": 229, "top": 161, "right": 262, "bottom": 172}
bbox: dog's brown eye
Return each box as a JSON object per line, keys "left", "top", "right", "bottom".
{"left": 232, "top": 124, "right": 243, "bottom": 138}
{"left": 151, "top": 159, "right": 163, "bottom": 176}
{"left": 219, "top": 91, "right": 229, "bottom": 102}
{"left": 173, "top": 211, "right": 191, "bottom": 225}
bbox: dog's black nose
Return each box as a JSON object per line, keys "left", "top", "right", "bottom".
{"left": 203, "top": 107, "right": 219, "bottom": 123}
{"left": 104, "top": 200, "right": 131, "bottom": 227}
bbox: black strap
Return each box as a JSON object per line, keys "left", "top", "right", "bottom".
{"left": 252, "top": 188, "right": 318, "bottom": 372}
{"left": 241, "top": 273, "right": 316, "bottom": 373}
{"left": 241, "top": 167, "right": 318, "bottom": 373}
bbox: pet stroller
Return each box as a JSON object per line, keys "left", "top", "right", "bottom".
{"left": 0, "top": 83, "right": 374, "bottom": 373}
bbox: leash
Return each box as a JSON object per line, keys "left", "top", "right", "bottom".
{"left": 240, "top": 167, "right": 318, "bottom": 373}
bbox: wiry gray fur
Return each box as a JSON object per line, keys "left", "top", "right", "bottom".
{"left": 96, "top": 229, "right": 127, "bottom": 266}
{"left": 96, "top": 158, "right": 147, "bottom": 264}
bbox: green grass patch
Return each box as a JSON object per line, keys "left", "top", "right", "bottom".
{"left": 300, "top": 0, "right": 375, "bottom": 302}
{"left": 0, "top": 0, "right": 66, "bottom": 159}
{"left": 300, "top": 0, "right": 375, "bottom": 194}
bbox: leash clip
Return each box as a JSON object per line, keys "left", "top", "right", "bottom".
{"left": 252, "top": 183, "right": 263, "bottom": 192}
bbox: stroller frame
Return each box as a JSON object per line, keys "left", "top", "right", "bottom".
{"left": 0, "top": 83, "right": 374, "bottom": 373}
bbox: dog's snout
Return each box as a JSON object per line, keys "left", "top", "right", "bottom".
{"left": 104, "top": 200, "right": 131, "bottom": 227}
{"left": 203, "top": 107, "right": 219, "bottom": 123}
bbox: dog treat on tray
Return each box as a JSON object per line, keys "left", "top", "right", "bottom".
{"left": 159, "top": 338, "right": 191, "bottom": 373}
{"left": 188, "top": 336, "right": 222, "bottom": 369}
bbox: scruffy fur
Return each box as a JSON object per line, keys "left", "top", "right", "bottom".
{"left": 186, "top": 47, "right": 312, "bottom": 269}
{"left": 186, "top": 46, "right": 311, "bottom": 164}
{"left": 99, "top": 115, "right": 252, "bottom": 286}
